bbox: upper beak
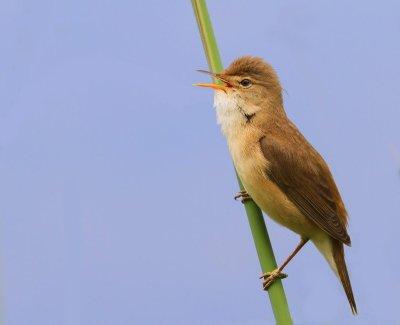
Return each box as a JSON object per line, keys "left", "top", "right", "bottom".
{"left": 193, "top": 82, "right": 228, "bottom": 91}
{"left": 193, "top": 70, "right": 230, "bottom": 92}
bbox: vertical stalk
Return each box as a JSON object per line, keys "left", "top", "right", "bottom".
{"left": 191, "top": 1, "right": 293, "bottom": 324}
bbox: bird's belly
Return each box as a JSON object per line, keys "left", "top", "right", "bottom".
{"left": 230, "top": 140, "right": 317, "bottom": 238}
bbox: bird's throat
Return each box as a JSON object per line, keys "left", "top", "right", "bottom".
{"left": 214, "top": 91, "right": 253, "bottom": 137}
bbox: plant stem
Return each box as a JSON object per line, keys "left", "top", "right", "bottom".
{"left": 191, "top": 1, "right": 293, "bottom": 324}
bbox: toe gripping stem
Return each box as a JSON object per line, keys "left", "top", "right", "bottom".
{"left": 260, "top": 270, "right": 288, "bottom": 290}
{"left": 234, "top": 190, "right": 252, "bottom": 203}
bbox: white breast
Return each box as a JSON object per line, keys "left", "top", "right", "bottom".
{"left": 213, "top": 91, "right": 245, "bottom": 139}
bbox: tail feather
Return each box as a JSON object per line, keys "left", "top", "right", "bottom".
{"left": 331, "top": 239, "right": 357, "bottom": 314}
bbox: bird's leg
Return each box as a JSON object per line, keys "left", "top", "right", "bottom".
{"left": 261, "top": 238, "right": 309, "bottom": 290}
{"left": 234, "top": 190, "right": 252, "bottom": 203}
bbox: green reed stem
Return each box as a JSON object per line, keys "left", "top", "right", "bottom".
{"left": 191, "top": 1, "right": 293, "bottom": 323}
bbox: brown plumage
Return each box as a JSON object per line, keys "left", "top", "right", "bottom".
{"left": 258, "top": 114, "right": 356, "bottom": 314}
{"left": 196, "top": 56, "right": 357, "bottom": 314}
{"left": 259, "top": 123, "right": 350, "bottom": 245}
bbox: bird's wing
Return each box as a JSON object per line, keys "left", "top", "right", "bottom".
{"left": 260, "top": 125, "right": 351, "bottom": 245}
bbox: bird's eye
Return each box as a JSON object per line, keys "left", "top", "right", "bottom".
{"left": 240, "top": 79, "right": 252, "bottom": 88}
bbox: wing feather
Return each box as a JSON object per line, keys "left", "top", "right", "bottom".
{"left": 260, "top": 125, "right": 351, "bottom": 245}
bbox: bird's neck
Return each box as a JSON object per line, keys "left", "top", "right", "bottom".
{"left": 214, "top": 91, "right": 247, "bottom": 139}
{"left": 214, "top": 91, "right": 286, "bottom": 140}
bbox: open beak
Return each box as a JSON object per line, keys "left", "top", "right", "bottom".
{"left": 193, "top": 70, "right": 230, "bottom": 92}
{"left": 193, "top": 82, "right": 228, "bottom": 92}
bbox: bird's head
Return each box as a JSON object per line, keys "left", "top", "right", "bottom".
{"left": 195, "top": 56, "right": 283, "bottom": 116}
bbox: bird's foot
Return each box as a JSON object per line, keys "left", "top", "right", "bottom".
{"left": 260, "top": 269, "right": 288, "bottom": 290}
{"left": 234, "top": 190, "right": 252, "bottom": 203}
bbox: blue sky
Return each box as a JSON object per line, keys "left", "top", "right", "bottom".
{"left": 1, "top": 0, "right": 399, "bottom": 324}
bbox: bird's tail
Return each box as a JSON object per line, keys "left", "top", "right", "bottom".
{"left": 331, "top": 238, "right": 357, "bottom": 314}
{"left": 313, "top": 235, "right": 357, "bottom": 314}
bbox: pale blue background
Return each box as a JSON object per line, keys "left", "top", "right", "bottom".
{"left": 1, "top": 1, "right": 399, "bottom": 324}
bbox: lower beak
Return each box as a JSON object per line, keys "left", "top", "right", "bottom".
{"left": 193, "top": 83, "right": 227, "bottom": 92}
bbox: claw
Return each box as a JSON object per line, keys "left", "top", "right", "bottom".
{"left": 260, "top": 269, "right": 288, "bottom": 290}
{"left": 234, "top": 190, "right": 252, "bottom": 203}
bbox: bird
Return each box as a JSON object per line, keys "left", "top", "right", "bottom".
{"left": 194, "top": 56, "right": 357, "bottom": 314}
